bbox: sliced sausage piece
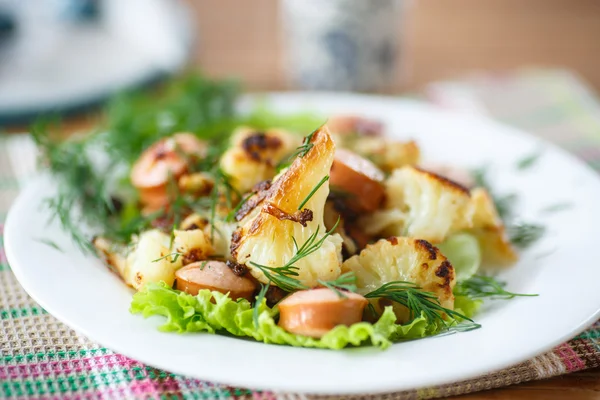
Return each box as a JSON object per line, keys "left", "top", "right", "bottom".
{"left": 329, "top": 149, "right": 385, "bottom": 212}
{"left": 131, "top": 133, "right": 207, "bottom": 209}
{"left": 327, "top": 115, "right": 383, "bottom": 137}
{"left": 278, "top": 288, "right": 368, "bottom": 338}
{"left": 175, "top": 261, "right": 257, "bottom": 301}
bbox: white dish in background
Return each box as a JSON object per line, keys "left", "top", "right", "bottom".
{"left": 5, "top": 93, "right": 600, "bottom": 395}
{"left": 0, "top": 0, "right": 193, "bottom": 123}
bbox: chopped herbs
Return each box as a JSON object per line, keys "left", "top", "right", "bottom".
{"left": 297, "top": 175, "right": 329, "bottom": 210}
{"left": 249, "top": 218, "right": 340, "bottom": 292}
{"left": 516, "top": 150, "right": 542, "bottom": 170}
{"left": 318, "top": 271, "right": 358, "bottom": 298}
{"left": 276, "top": 126, "right": 320, "bottom": 170}
{"left": 455, "top": 275, "right": 538, "bottom": 300}
{"left": 35, "top": 238, "right": 63, "bottom": 253}
{"left": 541, "top": 202, "right": 572, "bottom": 214}
{"left": 253, "top": 283, "right": 270, "bottom": 328}
{"left": 508, "top": 222, "right": 545, "bottom": 249}
{"left": 152, "top": 252, "right": 183, "bottom": 263}
{"left": 365, "top": 281, "right": 480, "bottom": 331}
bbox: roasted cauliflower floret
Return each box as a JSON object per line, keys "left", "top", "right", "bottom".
{"left": 470, "top": 188, "right": 518, "bottom": 267}
{"left": 124, "top": 230, "right": 182, "bottom": 290}
{"left": 220, "top": 127, "right": 300, "bottom": 193}
{"left": 92, "top": 237, "right": 128, "bottom": 278}
{"left": 342, "top": 237, "right": 456, "bottom": 317}
{"left": 361, "top": 166, "right": 474, "bottom": 243}
{"left": 172, "top": 229, "right": 214, "bottom": 265}
{"left": 231, "top": 125, "right": 344, "bottom": 287}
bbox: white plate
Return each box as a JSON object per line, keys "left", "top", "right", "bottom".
{"left": 5, "top": 93, "right": 600, "bottom": 395}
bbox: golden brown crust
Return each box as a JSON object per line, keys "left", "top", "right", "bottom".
{"left": 413, "top": 166, "right": 470, "bottom": 195}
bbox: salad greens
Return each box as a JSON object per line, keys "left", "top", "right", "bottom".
{"left": 131, "top": 282, "right": 467, "bottom": 349}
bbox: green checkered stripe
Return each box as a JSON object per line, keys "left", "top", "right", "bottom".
{"left": 1, "top": 70, "right": 600, "bottom": 399}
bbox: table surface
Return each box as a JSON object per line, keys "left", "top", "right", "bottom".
{"left": 3, "top": 1, "right": 600, "bottom": 398}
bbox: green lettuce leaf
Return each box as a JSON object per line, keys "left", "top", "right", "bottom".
{"left": 438, "top": 233, "right": 482, "bottom": 281}
{"left": 130, "top": 282, "right": 436, "bottom": 350}
{"left": 454, "top": 295, "right": 483, "bottom": 319}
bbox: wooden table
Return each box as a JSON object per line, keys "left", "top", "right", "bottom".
{"left": 4, "top": 0, "right": 600, "bottom": 398}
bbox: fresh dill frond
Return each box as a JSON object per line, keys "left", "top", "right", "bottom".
{"left": 507, "top": 222, "right": 545, "bottom": 249}
{"left": 455, "top": 275, "right": 538, "bottom": 300}
{"left": 253, "top": 283, "right": 270, "bottom": 328}
{"left": 35, "top": 238, "right": 63, "bottom": 253}
{"left": 152, "top": 252, "right": 184, "bottom": 263}
{"left": 250, "top": 218, "right": 340, "bottom": 292}
{"left": 276, "top": 126, "right": 320, "bottom": 170}
{"left": 297, "top": 175, "right": 329, "bottom": 210}
{"left": 318, "top": 271, "right": 358, "bottom": 298}
{"left": 541, "top": 202, "right": 572, "bottom": 214}
{"left": 365, "top": 281, "right": 480, "bottom": 331}
{"left": 516, "top": 150, "right": 542, "bottom": 170}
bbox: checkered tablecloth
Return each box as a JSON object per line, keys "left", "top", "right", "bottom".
{"left": 1, "top": 69, "right": 599, "bottom": 399}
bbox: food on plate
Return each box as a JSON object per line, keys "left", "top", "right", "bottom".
{"left": 35, "top": 75, "right": 539, "bottom": 351}
{"left": 278, "top": 288, "right": 368, "bottom": 337}
{"left": 175, "top": 261, "right": 257, "bottom": 300}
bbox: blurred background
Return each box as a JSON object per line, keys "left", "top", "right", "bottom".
{"left": 1, "top": 0, "right": 600, "bottom": 127}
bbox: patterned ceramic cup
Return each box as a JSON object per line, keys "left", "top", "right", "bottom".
{"left": 281, "top": 0, "right": 402, "bottom": 92}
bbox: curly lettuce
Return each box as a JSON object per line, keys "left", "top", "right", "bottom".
{"left": 131, "top": 282, "right": 439, "bottom": 350}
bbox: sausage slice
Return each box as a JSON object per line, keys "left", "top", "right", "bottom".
{"left": 278, "top": 288, "right": 368, "bottom": 338}
{"left": 175, "top": 261, "right": 257, "bottom": 301}
{"left": 131, "top": 133, "right": 207, "bottom": 210}
{"left": 329, "top": 149, "right": 385, "bottom": 212}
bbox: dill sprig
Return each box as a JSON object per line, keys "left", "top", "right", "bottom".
{"left": 250, "top": 218, "right": 340, "bottom": 292}
{"left": 253, "top": 283, "right": 270, "bottom": 328}
{"left": 152, "top": 252, "right": 183, "bottom": 263}
{"left": 32, "top": 75, "right": 241, "bottom": 252}
{"left": 297, "top": 175, "right": 329, "bottom": 210}
{"left": 318, "top": 271, "right": 358, "bottom": 298}
{"left": 365, "top": 281, "right": 480, "bottom": 331}
{"left": 516, "top": 150, "right": 542, "bottom": 171}
{"left": 455, "top": 275, "right": 538, "bottom": 299}
{"left": 276, "top": 127, "right": 319, "bottom": 171}
{"left": 507, "top": 222, "right": 545, "bottom": 249}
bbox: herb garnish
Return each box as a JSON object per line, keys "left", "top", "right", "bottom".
{"left": 35, "top": 238, "right": 63, "bottom": 253}
{"left": 318, "top": 271, "right": 358, "bottom": 298}
{"left": 32, "top": 75, "right": 241, "bottom": 252}
{"left": 365, "top": 281, "right": 480, "bottom": 331}
{"left": 276, "top": 127, "right": 320, "bottom": 171}
{"left": 297, "top": 175, "right": 329, "bottom": 210}
{"left": 249, "top": 218, "right": 340, "bottom": 292}
{"left": 253, "top": 283, "right": 270, "bottom": 328}
{"left": 152, "top": 252, "right": 183, "bottom": 263}
{"left": 516, "top": 150, "right": 542, "bottom": 170}
{"left": 455, "top": 275, "right": 538, "bottom": 299}
{"left": 541, "top": 202, "right": 572, "bottom": 214}
{"left": 507, "top": 222, "right": 545, "bottom": 249}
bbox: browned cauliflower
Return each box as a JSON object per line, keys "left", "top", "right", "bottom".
{"left": 220, "top": 127, "right": 300, "bottom": 193}
{"left": 361, "top": 166, "right": 474, "bottom": 243}
{"left": 469, "top": 188, "right": 518, "bottom": 267}
{"left": 231, "top": 126, "right": 343, "bottom": 287}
